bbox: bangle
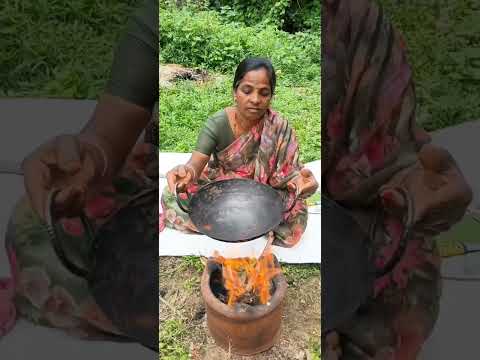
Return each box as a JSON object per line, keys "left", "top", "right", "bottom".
{"left": 82, "top": 139, "right": 108, "bottom": 178}
{"left": 185, "top": 164, "right": 197, "bottom": 180}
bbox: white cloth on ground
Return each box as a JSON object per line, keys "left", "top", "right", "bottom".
{"left": 159, "top": 152, "right": 321, "bottom": 263}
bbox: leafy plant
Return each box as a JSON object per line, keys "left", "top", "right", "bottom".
{"left": 180, "top": 255, "right": 204, "bottom": 273}
{"left": 206, "top": 0, "right": 320, "bottom": 33}
{"left": 160, "top": 7, "right": 320, "bottom": 86}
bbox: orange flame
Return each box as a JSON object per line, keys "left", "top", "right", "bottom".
{"left": 212, "top": 249, "right": 281, "bottom": 306}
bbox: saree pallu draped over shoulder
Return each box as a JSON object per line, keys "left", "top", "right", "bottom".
{"left": 161, "top": 109, "right": 313, "bottom": 247}
{"left": 323, "top": 0, "right": 472, "bottom": 358}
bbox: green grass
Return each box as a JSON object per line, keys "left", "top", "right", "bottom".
{"left": 377, "top": 0, "right": 480, "bottom": 131}
{"left": 159, "top": 319, "right": 190, "bottom": 359}
{"left": 1, "top": 0, "right": 139, "bottom": 97}
{"left": 281, "top": 263, "right": 321, "bottom": 287}
{"left": 309, "top": 337, "right": 321, "bottom": 360}
{"left": 183, "top": 276, "right": 201, "bottom": 291}
{"left": 180, "top": 255, "right": 205, "bottom": 273}
{"left": 160, "top": 76, "right": 321, "bottom": 163}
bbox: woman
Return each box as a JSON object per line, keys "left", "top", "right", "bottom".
{"left": 1, "top": 0, "right": 159, "bottom": 347}
{"left": 160, "top": 57, "right": 319, "bottom": 247}
{"left": 322, "top": 0, "right": 472, "bottom": 359}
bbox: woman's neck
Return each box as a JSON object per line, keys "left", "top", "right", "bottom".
{"left": 234, "top": 106, "right": 263, "bottom": 131}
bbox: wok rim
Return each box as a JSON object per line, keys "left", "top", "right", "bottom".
{"left": 188, "top": 178, "right": 284, "bottom": 242}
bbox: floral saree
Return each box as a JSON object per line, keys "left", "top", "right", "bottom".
{"left": 1, "top": 138, "right": 158, "bottom": 341}
{"left": 161, "top": 108, "right": 313, "bottom": 247}
{"left": 323, "top": 0, "right": 472, "bottom": 358}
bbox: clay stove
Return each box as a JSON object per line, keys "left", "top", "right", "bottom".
{"left": 200, "top": 252, "right": 287, "bottom": 355}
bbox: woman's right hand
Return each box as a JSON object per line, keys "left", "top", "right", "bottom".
{"left": 21, "top": 135, "right": 105, "bottom": 221}
{"left": 166, "top": 164, "right": 195, "bottom": 193}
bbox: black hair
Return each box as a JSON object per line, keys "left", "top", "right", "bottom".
{"left": 233, "top": 57, "right": 276, "bottom": 95}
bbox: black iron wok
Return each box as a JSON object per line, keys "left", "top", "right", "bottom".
{"left": 322, "top": 195, "right": 409, "bottom": 333}
{"left": 174, "top": 178, "right": 298, "bottom": 242}
{"left": 46, "top": 188, "right": 159, "bottom": 351}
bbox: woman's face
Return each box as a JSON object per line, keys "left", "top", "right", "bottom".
{"left": 234, "top": 68, "right": 272, "bottom": 121}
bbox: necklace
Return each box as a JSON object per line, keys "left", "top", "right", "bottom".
{"left": 234, "top": 109, "right": 248, "bottom": 133}
{"left": 233, "top": 107, "right": 262, "bottom": 135}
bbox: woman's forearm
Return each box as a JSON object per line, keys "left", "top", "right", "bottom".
{"left": 186, "top": 151, "right": 210, "bottom": 181}
{"left": 79, "top": 93, "right": 152, "bottom": 180}
{"left": 78, "top": 1, "right": 157, "bottom": 182}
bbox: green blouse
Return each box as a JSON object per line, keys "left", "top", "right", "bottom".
{"left": 106, "top": 0, "right": 158, "bottom": 112}
{"left": 194, "top": 110, "right": 236, "bottom": 156}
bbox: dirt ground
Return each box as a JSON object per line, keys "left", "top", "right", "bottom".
{"left": 159, "top": 64, "right": 209, "bottom": 88}
{"left": 159, "top": 256, "right": 321, "bottom": 360}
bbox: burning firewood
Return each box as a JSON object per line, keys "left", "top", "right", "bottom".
{"left": 210, "top": 244, "right": 281, "bottom": 307}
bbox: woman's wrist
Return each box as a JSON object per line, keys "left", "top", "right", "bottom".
{"left": 87, "top": 141, "right": 108, "bottom": 177}
{"left": 77, "top": 135, "right": 110, "bottom": 179}
{"left": 184, "top": 163, "right": 197, "bottom": 180}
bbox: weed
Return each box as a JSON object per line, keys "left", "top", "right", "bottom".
{"left": 180, "top": 255, "right": 205, "bottom": 273}
{"left": 183, "top": 276, "right": 201, "bottom": 291}
{"left": 309, "top": 336, "right": 321, "bottom": 360}
{"left": 159, "top": 319, "right": 190, "bottom": 359}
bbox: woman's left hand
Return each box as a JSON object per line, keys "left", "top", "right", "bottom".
{"left": 288, "top": 168, "right": 319, "bottom": 199}
{"left": 379, "top": 144, "right": 473, "bottom": 236}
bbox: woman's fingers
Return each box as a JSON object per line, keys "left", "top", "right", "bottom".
{"left": 177, "top": 165, "right": 187, "bottom": 178}
{"left": 76, "top": 149, "right": 97, "bottom": 187}
{"left": 22, "top": 161, "right": 52, "bottom": 220}
{"left": 53, "top": 185, "right": 86, "bottom": 217}
{"left": 300, "top": 168, "right": 316, "bottom": 187}
{"left": 52, "top": 158, "right": 97, "bottom": 217}
{"left": 167, "top": 165, "right": 194, "bottom": 193}
{"left": 300, "top": 168, "right": 313, "bottom": 177}
{"left": 23, "top": 135, "right": 105, "bottom": 220}
{"left": 52, "top": 139, "right": 98, "bottom": 216}
{"left": 292, "top": 168, "right": 318, "bottom": 197}
{"left": 55, "top": 135, "right": 82, "bottom": 174}
{"left": 167, "top": 166, "right": 185, "bottom": 193}
{"left": 177, "top": 170, "right": 192, "bottom": 190}
{"left": 166, "top": 168, "right": 178, "bottom": 193}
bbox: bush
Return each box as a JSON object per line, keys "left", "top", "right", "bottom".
{"left": 207, "top": 0, "right": 291, "bottom": 29}
{"left": 160, "top": 7, "right": 320, "bottom": 85}
{"left": 161, "top": 0, "right": 321, "bottom": 33}
{"left": 282, "top": 0, "right": 321, "bottom": 33}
